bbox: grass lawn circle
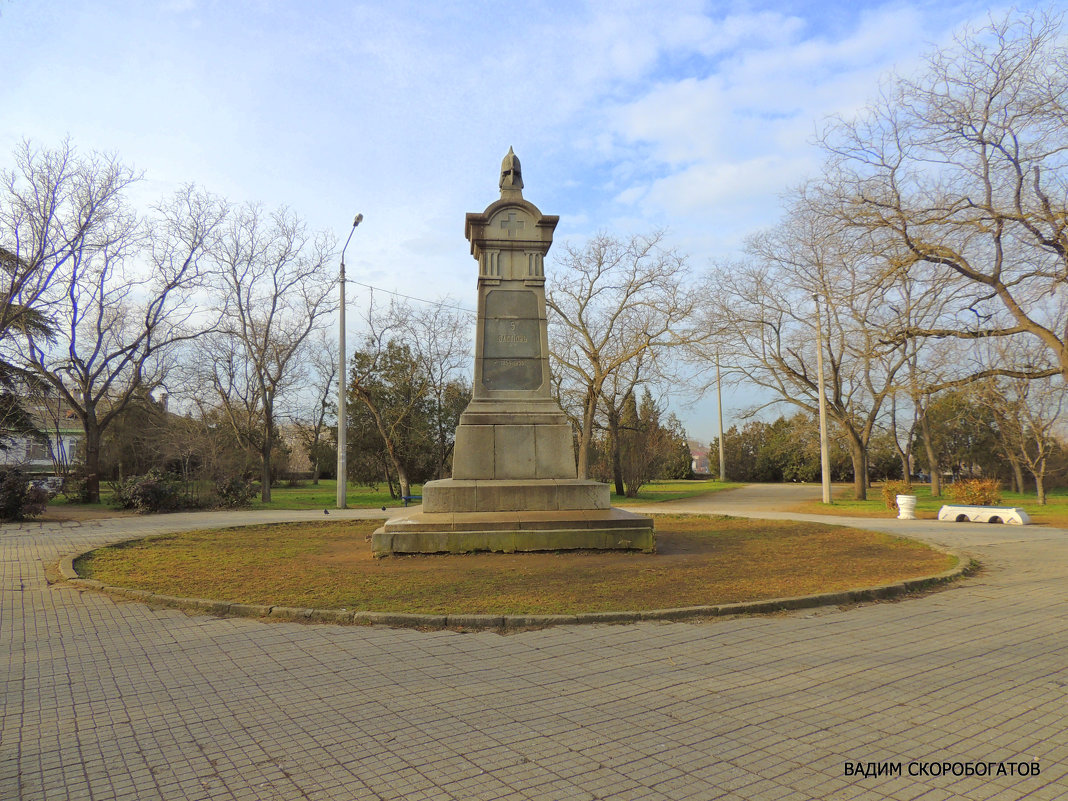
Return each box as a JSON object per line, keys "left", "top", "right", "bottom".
{"left": 73, "top": 514, "right": 959, "bottom": 618}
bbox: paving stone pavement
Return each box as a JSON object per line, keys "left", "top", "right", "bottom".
{"left": 2, "top": 489, "right": 1066, "bottom": 800}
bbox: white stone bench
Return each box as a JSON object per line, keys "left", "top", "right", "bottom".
{"left": 937, "top": 505, "right": 1030, "bottom": 525}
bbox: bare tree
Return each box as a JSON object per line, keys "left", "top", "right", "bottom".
{"left": 0, "top": 141, "right": 139, "bottom": 469}
{"left": 200, "top": 203, "right": 336, "bottom": 502}
{"left": 887, "top": 278, "right": 976, "bottom": 498}
{"left": 714, "top": 170, "right": 999, "bottom": 500}
{"left": 11, "top": 154, "right": 224, "bottom": 501}
{"left": 403, "top": 302, "right": 472, "bottom": 480}
{"left": 977, "top": 366, "right": 1067, "bottom": 505}
{"left": 159, "top": 398, "right": 258, "bottom": 487}
{"left": 546, "top": 231, "right": 704, "bottom": 479}
{"left": 710, "top": 201, "right": 917, "bottom": 500}
{"left": 884, "top": 388, "right": 916, "bottom": 485}
{"left": 0, "top": 140, "right": 137, "bottom": 348}
{"left": 820, "top": 9, "right": 1068, "bottom": 382}
{"left": 291, "top": 333, "right": 338, "bottom": 485}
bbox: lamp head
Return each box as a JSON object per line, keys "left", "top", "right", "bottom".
{"left": 353, "top": 213, "right": 364, "bottom": 227}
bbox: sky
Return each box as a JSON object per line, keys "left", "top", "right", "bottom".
{"left": 0, "top": 0, "right": 1047, "bottom": 443}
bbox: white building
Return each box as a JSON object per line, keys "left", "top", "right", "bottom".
{"left": 0, "top": 417, "right": 81, "bottom": 475}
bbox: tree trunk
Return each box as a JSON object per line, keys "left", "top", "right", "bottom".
{"left": 378, "top": 427, "right": 409, "bottom": 498}
{"left": 896, "top": 450, "right": 910, "bottom": 484}
{"left": 1032, "top": 455, "right": 1047, "bottom": 505}
{"left": 440, "top": 440, "right": 456, "bottom": 480}
{"left": 1008, "top": 458, "right": 1025, "bottom": 494}
{"left": 607, "top": 409, "right": 624, "bottom": 496}
{"left": 889, "top": 395, "right": 910, "bottom": 482}
{"left": 846, "top": 434, "right": 867, "bottom": 500}
{"left": 354, "top": 389, "right": 413, "bottom": 500}
{"left": 576, "top": 390, "right": 598, "bottom": 480}
{"left": 435, "top": 421, "right": 451, "bottom": 480}
{"left": 919, "top": 411, "right": 941, "bottom": 497}
{"left": 260, "top": 436, "right": 272, "bottom": 503}
{"left": 82, "top": 416, "right": 102, "bottom": 504}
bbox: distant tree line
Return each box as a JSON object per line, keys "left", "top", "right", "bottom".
{"left": 709, "top": 403, "right": 1067, "bottom": 498}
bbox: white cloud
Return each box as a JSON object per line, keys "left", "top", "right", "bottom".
{"left": 600, "top": 2, "right": 961, "bottom": 235}
{"left": 646, "top": 155, "right": 801, "bottom": 212}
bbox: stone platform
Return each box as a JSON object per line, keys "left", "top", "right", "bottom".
{"left": 371, "top": 506, "right": 655, "bottom": 556}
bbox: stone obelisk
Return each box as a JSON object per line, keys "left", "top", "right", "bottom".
{"left": 372, "top": 150, "right": 654, "bottom": 556}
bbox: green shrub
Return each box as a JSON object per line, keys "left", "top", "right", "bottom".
{"left": 61, "top": 469, "right": 90, "bottom": 503}
{"left": 215, "top": 476, "right": 255, "bottom": 508}
{"left": 882, "top": 480, "right": 913, "bottom": 511}
{"left": 0, "top": 469, "right": 49, "bottom": 521}
{"left": 946, "top": 478, "right": 1001, "bottom": 506}
{"left": 110, "top": 469, "right": 184, "bottom": 513}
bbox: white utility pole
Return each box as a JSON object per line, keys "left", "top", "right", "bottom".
{"left": 812, "top": 293, "right": 832, "bottom": 504}
{"left": 337, "top": 213, "right": 363, "bottom": 509}
{"left": 716, "top": 351, "right": 726, "bottom": 481}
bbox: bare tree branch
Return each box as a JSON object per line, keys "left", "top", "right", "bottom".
{"left": 199, "top": 203, "right": 337, "bottom": 502}
{"left": 546, "top": 231, "right": 705, "bottom": 478}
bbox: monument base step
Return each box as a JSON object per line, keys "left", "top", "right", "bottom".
{"left": 422, "top": 478, "right": 610, "bottom": 513}
{"left": 372, "top": 507, "right": 654, "bottom": 556}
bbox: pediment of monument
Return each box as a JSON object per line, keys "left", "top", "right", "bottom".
{"left": 465, "top": 198, "right": 559, "bottom": 255}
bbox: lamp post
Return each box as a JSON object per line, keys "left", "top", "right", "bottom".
{"left": 716, "top": 350, "right": 726, "bottom": 481}
{"left": 812, "top": 293, "right": 832, "bottom": 504}
{"left": 337, "top": 213, "right": 363, "bottom": 509}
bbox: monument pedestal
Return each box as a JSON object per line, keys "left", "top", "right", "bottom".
{"left": 372, "top": 150, "right": 653, "bottom": 556}
{"left": 372, "top": 506, "right": 654, "bottom": 556}
{"left": 423, "top": 478, "right": 610, "bottom": 513}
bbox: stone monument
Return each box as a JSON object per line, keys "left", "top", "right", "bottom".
{"left": 371, "top": 149, "right": 654, "bottom": 556}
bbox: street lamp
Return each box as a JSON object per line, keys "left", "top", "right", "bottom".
{"left": 812, "top": 293, "right": 832, "bottom": 504}
{"left": 337, "top": 213, "right": 363, "bottom": 509}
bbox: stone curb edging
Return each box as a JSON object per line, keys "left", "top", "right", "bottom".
{"left": 56, "top": 550, "right": 973, "bottom": 631}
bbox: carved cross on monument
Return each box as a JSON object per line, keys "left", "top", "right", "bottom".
{"left": 499, "top": 212, "right": 525, "bottom": 238}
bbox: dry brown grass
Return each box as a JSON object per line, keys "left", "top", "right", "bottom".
{"left": 75, "top": 515, "right": 956, "bottom": 615}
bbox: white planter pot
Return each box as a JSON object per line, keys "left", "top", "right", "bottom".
{"left": 897, "top": 494, "right": 917, "bottom": 520}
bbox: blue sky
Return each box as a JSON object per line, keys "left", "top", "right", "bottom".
{"left": 0, "top": 0, "right": 1041, "bottom": 442}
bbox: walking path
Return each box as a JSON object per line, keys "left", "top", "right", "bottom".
{"left": 2, "top": 487, "right": 1066, "bottom": 800}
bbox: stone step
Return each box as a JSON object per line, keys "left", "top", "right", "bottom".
{"left": 372, "top": 507, "right": 655, "bottom": 556}
{"left": 422, "top": 478, "right": 610, "bottom": 513}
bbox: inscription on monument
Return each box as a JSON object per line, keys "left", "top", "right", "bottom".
{"left": 482, "top": 289, "right": 542, "bottom": 390}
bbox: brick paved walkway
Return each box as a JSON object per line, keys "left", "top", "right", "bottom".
{"left": 2, "top": 490, "right": 1066, "bottom": 800}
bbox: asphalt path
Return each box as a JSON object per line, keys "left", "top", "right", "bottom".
{"left": 2, "top": 485, "right": 1066, "bottom": 800}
